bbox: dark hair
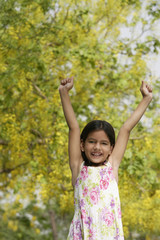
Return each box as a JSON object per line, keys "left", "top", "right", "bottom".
{"left": 80, "top": 120, "right": 115, "bottom": 166}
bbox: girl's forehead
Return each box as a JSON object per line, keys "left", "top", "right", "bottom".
{"left": 87, "top": 130, "right": 109, "bottom": 140}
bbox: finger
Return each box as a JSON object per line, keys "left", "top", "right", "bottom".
{"left": 62, "top": 79, "right": 67, "bottom": 85}
{"left": 140, "top": 80, "right": 144, "bottom": 90}
{"left": 61, "top": 80, "right": 64, "bottom": 85}
{"left": 147, "top": 84, "right": 152, "bottom": 92}
{"left": 149, "top": 85, "right": 152, "bottom": 92}
{"left": 141, "top": 80, "right": 145, "bottom": 88}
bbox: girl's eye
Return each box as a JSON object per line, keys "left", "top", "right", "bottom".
{"left": 89, "top": 140, "right": 95, "bottom": 144}
{"left": 102, "top": 142, "right": 108, "bottom": 145}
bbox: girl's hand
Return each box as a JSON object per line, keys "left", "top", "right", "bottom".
{"left": 59, "top": 77, "right": 74, "bottom": 92}
{"left": 140, "top": 81, "right": 153, "bottom": 99}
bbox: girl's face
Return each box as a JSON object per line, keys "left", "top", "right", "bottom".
{"left": 81, "top": 130, "right": 113, "bottom": 166}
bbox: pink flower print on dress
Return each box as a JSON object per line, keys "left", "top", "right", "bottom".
{"left": 101, "top": 207, "right": 115, "bottom": 227}
{"left": 85, "top": 216, "right": 92, "bottom": 227}
{"left": 90, "top": 187, "right": 100, "bottom": 205}
{"left": 108, "top": 166, "right": 115, "bottom": 180}
{"left": 83, "top": 186, "right": 89, "bottom": 197}
{"left": 118, "top": 206, "right": 122, "bottom": 219}
{"left": 73, "top": 233, "right": 82, "bottom": 240}
{"left": 100, "top": 177, "right": 109, "bottom": 190}
{"left": 114, "top": 228, "right": 120, "bottom": 240}
{"left": 74, "top": 220, "right": 82, "bottom": 240}
{"left": 80, "top": 166, "right": 88, "bottom": 180}
{"left": 75, "top": 220, "right": 81, "bottom": 231}
{"left": 81, "top": 209, "right": 87, "bottom": 220}
{"left": 80, "top": 199, "right": 85, "bottom": 208}
{"left": 89, "top": 228, "right": 96, "bottom": 240}
{"left": 110, "top": 198, "right": 115, "bottom": 208}
{"left": 100, "top": 168, "right": 106, "bottom": 178}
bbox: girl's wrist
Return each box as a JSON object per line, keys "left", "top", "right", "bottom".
{"left": 59, "top": 86, "right": 69, "bottom": 94}
{"left": 142, "top": 94, "right": 152, "bottom": 103}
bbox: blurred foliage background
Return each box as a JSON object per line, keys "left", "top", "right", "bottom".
{"left": 0, "top": 0, "right": 160, "bottom": 239}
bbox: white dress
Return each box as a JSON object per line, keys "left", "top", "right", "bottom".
{"left": 67, "top": 161, "right": 124, "bottom": 240}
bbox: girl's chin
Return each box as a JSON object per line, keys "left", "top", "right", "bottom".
{"left": 89, "top": 160, "right": 106, "bottom": 166}
{"left": 90, "top": 156, "right": 104, "bottom": 161}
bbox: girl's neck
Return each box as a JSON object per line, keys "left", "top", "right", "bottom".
{"left": 85, "top": 160, "right": 107, "bottom": 167}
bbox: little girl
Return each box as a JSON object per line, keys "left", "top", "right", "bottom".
{"left": 59, "top": 77, "right": 152, "bottom": 240}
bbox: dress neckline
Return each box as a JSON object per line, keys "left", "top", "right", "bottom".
{"left": 83, "top": 160, "right": 111, "bottom": 168}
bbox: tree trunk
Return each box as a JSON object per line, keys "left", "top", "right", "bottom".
{"left": 49, "top": 210, "right": 58, "bottom": 240}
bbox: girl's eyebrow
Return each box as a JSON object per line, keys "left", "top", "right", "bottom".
{"left": 102, "top": 140, "right": 109, "bottom": 142}
{"left": 88, "top": 138, "right": 109, "bottom": 142}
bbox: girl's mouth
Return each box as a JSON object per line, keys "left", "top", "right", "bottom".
{"left": 91, "top": 152, "right": 102, "bottom": 157}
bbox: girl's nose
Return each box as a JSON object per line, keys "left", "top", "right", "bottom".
{"left": 94, "top": 142, "right": 100, "bottom": 150}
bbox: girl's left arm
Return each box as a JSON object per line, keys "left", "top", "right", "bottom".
{"left": 110, "top": 81, "right": 152, "bottom": 171}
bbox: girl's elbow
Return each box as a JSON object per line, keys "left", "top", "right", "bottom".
{"left": 69, "top": 124, "right": 80, "bottom": 131}
{"left": 121, "top": 124, "right": 131, "bottom": 134}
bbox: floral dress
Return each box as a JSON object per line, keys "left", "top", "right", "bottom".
{"left": 67, "top": 161, "right": 124, "bottom": 240}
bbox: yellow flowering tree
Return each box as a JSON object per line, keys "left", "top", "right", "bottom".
{"left": 0, "top": 0, "right": 160, "bottom": 239}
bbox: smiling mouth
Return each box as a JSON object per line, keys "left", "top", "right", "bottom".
{"left": 91, "top": 152, "right": 102, "bottom": 157}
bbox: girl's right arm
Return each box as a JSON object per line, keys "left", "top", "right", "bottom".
{"left": 59, "top": 77, "right": 83, "bottom": 186}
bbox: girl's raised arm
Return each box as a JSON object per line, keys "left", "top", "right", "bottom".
{"left": 110, "top": 81, "right": 152, "bottom": 175}
{"left": 59, "top": 77, "right": 83, "bottom": 186}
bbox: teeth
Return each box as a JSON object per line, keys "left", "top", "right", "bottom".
{"left": 92, "top": 153, "right": 101, "bottom": 156}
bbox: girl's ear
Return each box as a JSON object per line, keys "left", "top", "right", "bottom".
{"left": 80, "top": 140, "right": 85, "bottom": 152}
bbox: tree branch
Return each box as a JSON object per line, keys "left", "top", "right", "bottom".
{"left": 62, "top": 5, "right": 70, "bottom": 25}
{"left": 127, "top": 27, "right": 151, "bottom": 46}
{"left": 130, "top": 136, "right": 145, "bottom": 140}
{"left": 26, "top": 78, "right": 48, "bottom": 100}
{"left": 30, "top": 129, "right": 43, "bottom": 138}
{"left": 0, "top": 139, "right": 8, "bottom": 145}
{"left": 0, "top": 161, "right": 29, "bottom": 174}
{"left": 49, "top": 210, "right": 58, "bottom": 240}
